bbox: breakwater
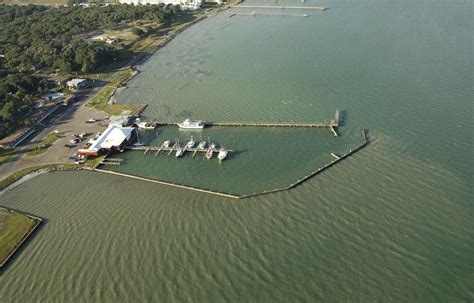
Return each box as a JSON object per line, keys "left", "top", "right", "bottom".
{"left": 98, "top": 129, "right": 368, "bottom": 199}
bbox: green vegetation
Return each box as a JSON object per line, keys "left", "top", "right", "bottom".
{"left": 0, "top": 147, "right": 20, "bottom": 166}
{"left": 0, "top": 3, "right": 180, "bottom": 136}
{"left": 0, "top": 208, "right": 39, "bottom": 267}
{"left": 0, "top": 74, "right": 48, "bottom": 137}
{"left": 83, "top": 154, "right": 105, "bottom": 168}
{"left": 27, "top": 131, "right": 64, "bottom": 156}
{"left": 86, "top": 68, "right": 145, "bottom": 115}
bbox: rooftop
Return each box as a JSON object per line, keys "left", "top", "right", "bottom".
{"left": 88, "top": 125, "right": 134, "bottom": 152}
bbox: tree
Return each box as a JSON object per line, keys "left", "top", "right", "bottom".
{"left": 131, "top": 27, "right": 145, "bottom": 37}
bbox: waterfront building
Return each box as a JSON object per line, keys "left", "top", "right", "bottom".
{"left": 78, "top": 125, "right": 135, "bottom": 157}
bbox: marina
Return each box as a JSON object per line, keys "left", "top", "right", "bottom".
{"left": 126, "top": 145, "right": 234, "bottom": 157}
{"left": 97, "top": 129, "right": 368, "bottom": 198}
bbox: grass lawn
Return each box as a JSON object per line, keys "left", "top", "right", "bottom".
{"left": 86, "top": 68, "right": 146, "bottom": 116}
{"left": 0, "top": 148, "right": 20, "bottom": 166}
{"left": 0, "top": 208, "right": 40, "bottom": 267}
{"left": 27, "top": 131, "right": 65, "bottom": 156}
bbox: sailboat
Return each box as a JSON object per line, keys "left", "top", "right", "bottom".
{"left": 186, "top": 135, "right": 195, "bottom": 149}
{"left": 175, "top": 140, "right": 185, "bottom": 157}
{"left": 205, "top": 148, "right": 213, "bottom": 159}
{"left": 217, "top": 148, "right": 228, "bottom": 161}
{"left": 197, "top": 140, "right": 206, "bottom": 149}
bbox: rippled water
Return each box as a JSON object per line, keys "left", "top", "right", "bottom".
{"left": 1, "top": 0, "right": 473, "bottom": 301}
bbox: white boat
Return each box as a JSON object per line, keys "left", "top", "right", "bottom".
{"left": 197, "top": 141, "right": 206, "bottom": 149}
{"left": 186, "top": 136, "right": 195, "bottom": 148}
{"left": 177, "top": 119, "right": 204, "bottom": 129}
{"left": 137, "top": 121, "right": 156, "bottom": 129}
{"left": 175, "top": 147, "right": 185, "bottom": 157}
{"left": 205, "top": 149, "right": 213, "bottom": 159}
{"left": 210, "top": 142, "right": 216, "bottom": 150}
{"left": 217, "top": 149, "right": 228, "bottom": 161}
{"left": 162, "top": 140, "right": 171, "bottom": 148}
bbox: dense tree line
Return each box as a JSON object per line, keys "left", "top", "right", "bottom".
{"left": 0, "top": 73, "right": 47, "bottom": 135}
{"left": 0, "top": 3, "right": 180, "bottom": 137}
{"left": 0, "top": 4, "right": 180, "bottom": 73}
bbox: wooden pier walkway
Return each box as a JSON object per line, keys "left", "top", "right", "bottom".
{"left": 155, "top": 108, "right": 340, "bottom": 130}
{"left": 237, "top": 5, "right": 328, "bottom": 10}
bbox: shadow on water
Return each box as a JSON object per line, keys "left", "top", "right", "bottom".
{"left": 0, "top": 212, "right": 47, "bottom": 275}
{"left": 226, "top": 149, "right": 248, "bottom": 160}
{"left": 338, "top": 109, "right": 346, "bottom": 127}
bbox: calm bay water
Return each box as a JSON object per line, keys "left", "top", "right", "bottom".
{"left": 0, "top": 0, "right": 473, "bottom": 301}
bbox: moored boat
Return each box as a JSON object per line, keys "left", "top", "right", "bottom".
{"left": 162, "top": 140, "right": 171, "bottom": 148}
{"left": 178, "top": 119, "right": 204, "bottom": 129}
{"left": 205, "top": 149, "right": 213, "bottom": 159}
{"left": 175, "top": 147, "right": 185, "bottom": 157}
{"left": 186, "top": 136, "right": 195, "bottom": 148}
{"left": 137, "top": 121, "right": 157, "bottom": 129}
{"left": 197, "top": 141, "right": 207, "bottom": 149}
{"left": 217, "top": 149, "right": 228, "bottom": 161}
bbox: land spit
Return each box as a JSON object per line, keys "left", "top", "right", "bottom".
{"left": 0, "top": 209, "right": 43, "bottom": 270}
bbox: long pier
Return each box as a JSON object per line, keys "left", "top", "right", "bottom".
{"left": 237, "top": 5, "right": 328, "bottom": 10}
{"left": 156, "top": 108, "right": 340, "bottom": 130}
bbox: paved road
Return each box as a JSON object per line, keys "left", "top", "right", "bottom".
{"left": 0, "top": 86, "right": 108, "bottom": 180}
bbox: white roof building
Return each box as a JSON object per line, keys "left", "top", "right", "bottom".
{"left": 66, "top": 78, "right": 90, "bottom": 90}
{"left": 79, "top": 125, "right": 135, "bottom": 156}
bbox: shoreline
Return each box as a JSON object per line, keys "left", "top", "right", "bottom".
{"left": 96, "top": 1, "right": 243, "bottom": 111}
{"left": 0, "top": 164, "right": 92, "bottom": 195}
{"left": 0, "top": 4, "right": 241, "bottom": 191}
